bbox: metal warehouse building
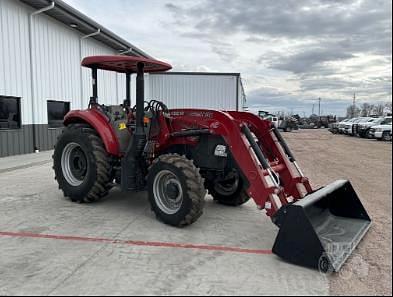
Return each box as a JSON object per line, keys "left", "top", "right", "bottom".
{"left": 1, "top": 0, "right": 246, "bottom": 158}
{"left": 147, "top": 72, "right": 246, "bottom": 111}
{"left": 0, "top": 0, "right": 151, "bottom": 157}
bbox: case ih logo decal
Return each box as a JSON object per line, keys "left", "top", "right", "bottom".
{"left": 169, "top": 111, "right": 214, "bottom": 118}
{"left": 188, "top": 111, "right": 213, "bottom": 118}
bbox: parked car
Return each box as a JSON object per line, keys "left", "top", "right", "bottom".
{"left": 345, "top": 118, "right": 373, "bottom": 136}
{"left": 369, "top": 118, "right": 392, "bottom": 141}
{"left": 352, "top": 117, "right": 374, "bottom": 136}
{"left": 338, "top": 119, "right": 351, "bottom": 134}
{"left": 343, "top": 118, "right": 360, "bottom": 135}
{"left": 278, "top": 117, "right": 299, "bottom": 132}
{"left": 358, "top": 116, "right": 392, "bottom": 138}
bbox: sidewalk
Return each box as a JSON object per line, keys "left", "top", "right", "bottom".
{"left": 0, "top": 151, "right": 53, "bottom": 173}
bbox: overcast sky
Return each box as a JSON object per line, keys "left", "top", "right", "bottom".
{"left": 64, "top": 0, "right": 392, "bottom": 116}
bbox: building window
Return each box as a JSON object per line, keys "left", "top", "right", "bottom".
{"left": 47, "top": 100, "right": 70, "bottom": 128}
{"left": 0, "top": 96, "right": 21, "bottom": 130}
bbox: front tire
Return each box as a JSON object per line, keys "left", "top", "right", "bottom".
{"left": 147, "top": 154, "right": 206, "bottom": 227}
{"left": 53, "top": 124, "right": 112, "bottom": 203}
{"left": 382, "top": 131, "right": 392, "bottom": 142}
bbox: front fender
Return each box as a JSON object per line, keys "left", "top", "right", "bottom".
{"left": 64, "top": 109, "right": 121, "bottom": 156}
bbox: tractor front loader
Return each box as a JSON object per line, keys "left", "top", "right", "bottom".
{"left": 53, "top": 55, "right": 371, "bottom": 272}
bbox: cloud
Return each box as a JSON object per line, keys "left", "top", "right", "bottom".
{"left": 166, "top": 0, "right": 390, "bottom": 40}
{"left": 270, "top": 48, "right": 355, "bottom": 74}
{"left": 62, "top": 0, "right": 392, "bottom": 116}
{"left": 165, "top": 0, "right": 392, "bottom": 114}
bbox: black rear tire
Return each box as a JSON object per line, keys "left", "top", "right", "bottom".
{"left": 207, "top": 173, "right": 250, "bottom": 207}
{"left": 53, "top": 124, "right": 112, "bottom": 203}
{"left": 147, "top": 154, "right": 206, "bottom": 227}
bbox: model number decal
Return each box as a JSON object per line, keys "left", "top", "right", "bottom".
{"left": 170, "top": 111, "right": 185, "bottom": 117}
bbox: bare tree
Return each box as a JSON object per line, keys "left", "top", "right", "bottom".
{"left": 361, "top": 103, "right": 372, "bottom": 117}
{"left": 385, "top": 102, "right": 392, "bottom": 115}
{"left": 347, "top": 105, "right": 361, "bottom": 118}
{"left": 373, "top": 104, "right": 385, "bottom": 116}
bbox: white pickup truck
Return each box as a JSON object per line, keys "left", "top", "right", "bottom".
{"left": 369, "top": 116, "right": 392, "bottom": 141}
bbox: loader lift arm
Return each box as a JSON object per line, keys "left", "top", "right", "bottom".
{"left": 165, "top": 109, "right": 371, "bottom": 272}
{"left": 165, "top": 109, "right": 312, "bottom": 216}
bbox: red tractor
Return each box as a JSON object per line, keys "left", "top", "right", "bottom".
{"left": 53, "top": 55, "right": 371, "bottom": 272}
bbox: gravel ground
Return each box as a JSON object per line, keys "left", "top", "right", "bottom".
{"left": 285, "top": 129, "right": 392, "bottom": 296}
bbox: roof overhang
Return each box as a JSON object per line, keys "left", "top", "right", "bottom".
{"left": 19, "top": 0, "right": 152, "bottom": 58}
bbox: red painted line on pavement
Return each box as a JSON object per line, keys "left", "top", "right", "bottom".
{"left": 0, "top": 231, "right": 272, "bottom": 255}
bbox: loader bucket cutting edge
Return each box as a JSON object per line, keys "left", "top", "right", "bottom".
{"left": 272, "top": 180, "right": 371, "bottom": 272}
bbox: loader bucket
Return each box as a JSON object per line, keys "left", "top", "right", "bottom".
{"left": 272, "top": 180, "right": 371, "bottom": 272}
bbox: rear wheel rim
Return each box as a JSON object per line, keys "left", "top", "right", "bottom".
{"left": 61, "top": 143, "right": 88, "bottom": 187}
{"left": 153, "top": 170, "right": 183, "bottom": 215}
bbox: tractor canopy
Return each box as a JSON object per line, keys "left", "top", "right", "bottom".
{"left": 81, "top": 55, "right": 172, "bottom": 73}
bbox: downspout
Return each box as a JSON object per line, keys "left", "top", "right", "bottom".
{"left": 29, "top": 1, "right": 55, "bottom": 153}
{"left": 235, "top": 75, "right": 240, "bottom": 111}
{"left": 79, "top": 29, "right": 101, "bottom": 108}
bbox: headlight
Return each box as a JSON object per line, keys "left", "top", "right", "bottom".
{"left": 214, "top": 145, "right": 228, "bottom": 157}
{"left": 376, "top": 128, "right": 384, "bottom": 132}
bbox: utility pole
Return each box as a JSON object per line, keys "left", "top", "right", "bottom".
{"left": 312, "top": 104, "right": 315, "bottom": 115}
{"left": 318, "top": 98, "right": 321, "bottom": 117}
{"left": 352, "top": 93, "right": 356, "bottom": 118}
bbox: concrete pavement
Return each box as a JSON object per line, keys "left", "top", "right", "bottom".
{"left": 0, "top": 153, "right": 329, "bottom": 296}
{"left": 0, "top": 151, "right": 53, "bottom": 174}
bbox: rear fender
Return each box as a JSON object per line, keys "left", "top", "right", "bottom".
{"left": 64, "top": 109, "right": 121, "bottom": 157}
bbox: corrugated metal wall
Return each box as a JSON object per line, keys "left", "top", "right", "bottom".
{"left": 0, "top": 0, "right": 34, "bottom": 156}
{"left": 0, "top": 126, "right": 34, "bottom": 158}
{"left": 31, "top": 11, "right": 81, "bottom": 124}
{"left": 0, "top": 0, "right": 126, "bottom": 157}
{"left": 0, "top": 0, "right": 32, "bottom": 125}
{"left": 81, "top": 38, "right": 122, "bottom": 108}
{"left": 148, "top": 74, "right": 241, "bottom": 111}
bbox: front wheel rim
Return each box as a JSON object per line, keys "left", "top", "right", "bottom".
{"left": 61, "top": 143, "right": 88, "bottom": 187}
{"left": 153, "top": 170, "right": 183, "bottom": 215}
